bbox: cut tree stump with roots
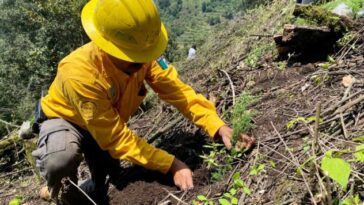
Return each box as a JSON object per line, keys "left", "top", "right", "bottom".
{"left": 274, "top": 4, "right": 354, "bottom": 60}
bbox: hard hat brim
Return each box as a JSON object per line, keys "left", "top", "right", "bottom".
{"left": 81, "top": 0, "right": 168, "bottom": 63}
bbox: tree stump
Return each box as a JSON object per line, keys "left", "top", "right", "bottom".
{"left": 275, "top": 5, "right": 354, "bottom": 60}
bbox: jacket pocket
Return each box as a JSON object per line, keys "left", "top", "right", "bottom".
{"left": 44, "top": 128, "right": 68, "bottom": 155}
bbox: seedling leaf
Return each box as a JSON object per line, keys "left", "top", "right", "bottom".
{"left": 219, "top": 198, "right": 230, "bottom": 205}
{"left": 321, "top": 153, "right": 351, "bottom": 189}
{"left": 341, "top": 194, "right": 360, "bottom": 205}
{"left": 232, "top": 197, "right": 239, "bottom": 204}
{"left": 232, "top": 172, "right": 240, "bottom": 180}
{"left": 197, "top": 195, "right": 207, "bottom": 201}
{"left": 9, "top": 196, "right": 22, "bottom": 205}
{"left": 243, "top": 186, "right": 252, "bottom": 195}
{"left": 354, "top": 145, "right": 364, "bottom": 162}
{"left": 352, "top": 136, "right": 364, "bottom": 142}
{"left": 230, "top": 188, "right": 237, "bottom": 195}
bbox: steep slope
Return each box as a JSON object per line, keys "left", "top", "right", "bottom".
{"left": 1, "top": 0, "right": 364, "bottom": 204}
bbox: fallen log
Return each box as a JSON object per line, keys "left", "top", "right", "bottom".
{"left": 0, "top": 134, "right": 22, "bottom": 157}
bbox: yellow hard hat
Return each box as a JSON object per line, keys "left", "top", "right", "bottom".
{"left": 81, "top": 0, "right": 168, "bottom": 63}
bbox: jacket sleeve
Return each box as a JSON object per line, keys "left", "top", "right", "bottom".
{"left": 146, "top": 61, "right": 225, "bottom": 137}
{"left": 62, "top": 78, "right": 174, "bottom": 174}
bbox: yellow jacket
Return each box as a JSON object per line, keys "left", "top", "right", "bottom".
{"left": 41, "top": 42, "right": 225, "bottom": 174}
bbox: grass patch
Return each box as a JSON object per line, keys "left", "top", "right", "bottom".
{"left": 231, "top": 92, "right": 257, "bottom": 143}
{"left": 244, "top": 42, "right": 275, "bottom": 68}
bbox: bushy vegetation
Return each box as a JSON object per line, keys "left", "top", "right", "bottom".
{"left": 231, "top": 93, "right": 256, "bottom": 143}
{"left": 321, "top": 0, "right": 364, "bottom": 13}
{"left": 0, "top": 0, "right": 88, "bottom": 137}
{"left": 156, "top": 0, "right": 269, "bottom": 61}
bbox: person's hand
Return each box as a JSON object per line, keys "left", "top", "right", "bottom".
{"left": 216, "top": 125, "right": 255, "bottom": 150}
{"left": 169, "top": 158, "right": 194, "bottom": 191}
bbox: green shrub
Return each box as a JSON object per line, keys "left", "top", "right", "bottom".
{"left": 232, "top": 93, "right": 257, "bottom": 143}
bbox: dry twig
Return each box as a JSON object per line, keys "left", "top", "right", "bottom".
{"left": 218, "top": 69, "right": 236, "bottom": 105}
{"left": 67, "top": 179, "right": 97, "bottom": 205}
{"left": 162, "top": 188, "right": 189, "bottom": 205}
{"left": 270, "top": 121, "right": 317, "bottom": 205}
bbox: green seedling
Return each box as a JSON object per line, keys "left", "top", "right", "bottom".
{"left": 321, "top": 151, "right": 351, "bottom": 190}
{"left": 341, "top": 194, "right": 361, "bottom": 205}
{"left": 352, "top": 136, "right": 364, "bottom": 142}
{"left": 277, "top": 61, "right": 287, "bottom": 71}
{"left": 9, "top": 196, "right": 22, "bottom": 205}
{"left": 193, "top": 195, "right": 214, "bottom": 205}
{"left": 354, "top": 145, "right": 364, "bottom": 163}
{"left": 286, "top": 116, "right": 323, "bottom": 129}
{"left": 231, "top": 92, "right": 257, "bottom": 144}
{"left": 249, "top": 164, "right": 265, "bottom": 176}
{"left": 219, "top": 172, "right": 251, "bottom": 205}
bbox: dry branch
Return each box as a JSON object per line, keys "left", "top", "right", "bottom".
{"left": 334, "top": 95, "right": 364, "bottom": 114}
{"left": 0, "top": 119, "right": 19, "bottom": 128}
{"left": 0, "top": 134, "right": 22, "bottom": 156}
{"left": 270, "top": 122, "right": 317, "bottom": 205}
{"left": 218, "top": 69, "right": 236, "bottom": 105}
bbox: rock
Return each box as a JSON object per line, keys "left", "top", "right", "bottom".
{"left": 299, "top": 63, "right": 316, "bottom": 74}
{"left": 332, "top": 3, "right": 353, "bottom": 18}
{"left": 19, "top": 121, "right": 34, "bottom": 139}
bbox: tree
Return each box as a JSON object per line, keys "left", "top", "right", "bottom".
{"left": 208, "top": 16, "right": 221, "bottom": 25}
{"left": 157, "top": 0, "right": 171, "bottom": 9}
{"left": 223, "top": 11, "right": 234, "bottom": 20}
{"left": 0, "top": 0, "right": 88, "bottom": 137}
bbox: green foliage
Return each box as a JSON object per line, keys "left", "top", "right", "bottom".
{"left": 200, "top": 143, "right": 231, "bottom": 181}
{"left": 286, "top": 116, "right": 322, "bottom": 129}
{"left": 158, "top": 0, "right": 270, "bottom": 62}
{"left": 354, "top": 145, "right": 364, "bottom": 162}
{"left": 200, "top": 143, "right": 245, "bottom": 181}
{"left": 231, "top": 92, "right": 256, "bottom": 143}
{"left": 352, "top": 136, "right": 364, "bottom": 142}
{"left": 249, "top": 164, "right": 265, "bottom": 176}
{"left": 293, "top": 17, "right": 319, "bottom": 26}
{"left": 322, "top": 0, "right": 364, "bottom": 14}
{"left": 293, "top": 5, "right": 347, "bottom": 33}
{"left": 9, "top": 196, "right": 22, "bottom": 205}
{"left": 0, "top": 0, "right": 88, "bottom": 137}
{"left": 193, "top": 195, "right": 214, "bottom": 205}
{"left": 321, "top": 151, "right": 351, "bottom": 189}
{"left": 277, "top": 61, "right": 287, "bottom": 71}
{"left": 156, "top": 0, "right": 171, "bottom": 9}
{"left": 208, "top": 16, "right": 221, "bottom": 26}
{"left": 244, "top": 42, "right": 275, "bottom": 68}
{"left": 222, "top": 11, "right": 234, "bottom": 20}
{"left": 218, "top": 172, "right": 251, "bottom": 205}
{"left": 337, "top": 31, "right": 357, "bottom": 47}
{"left": 341, "top": 194, "right": 362, "bottom": 205}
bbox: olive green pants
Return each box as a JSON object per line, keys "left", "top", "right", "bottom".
{"left": 32, "top": 118, "right": 123, "bottom": 202}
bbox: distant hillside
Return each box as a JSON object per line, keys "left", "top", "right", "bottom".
{"left": 156, "top": 0, "right": 267, "bottom": 61}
